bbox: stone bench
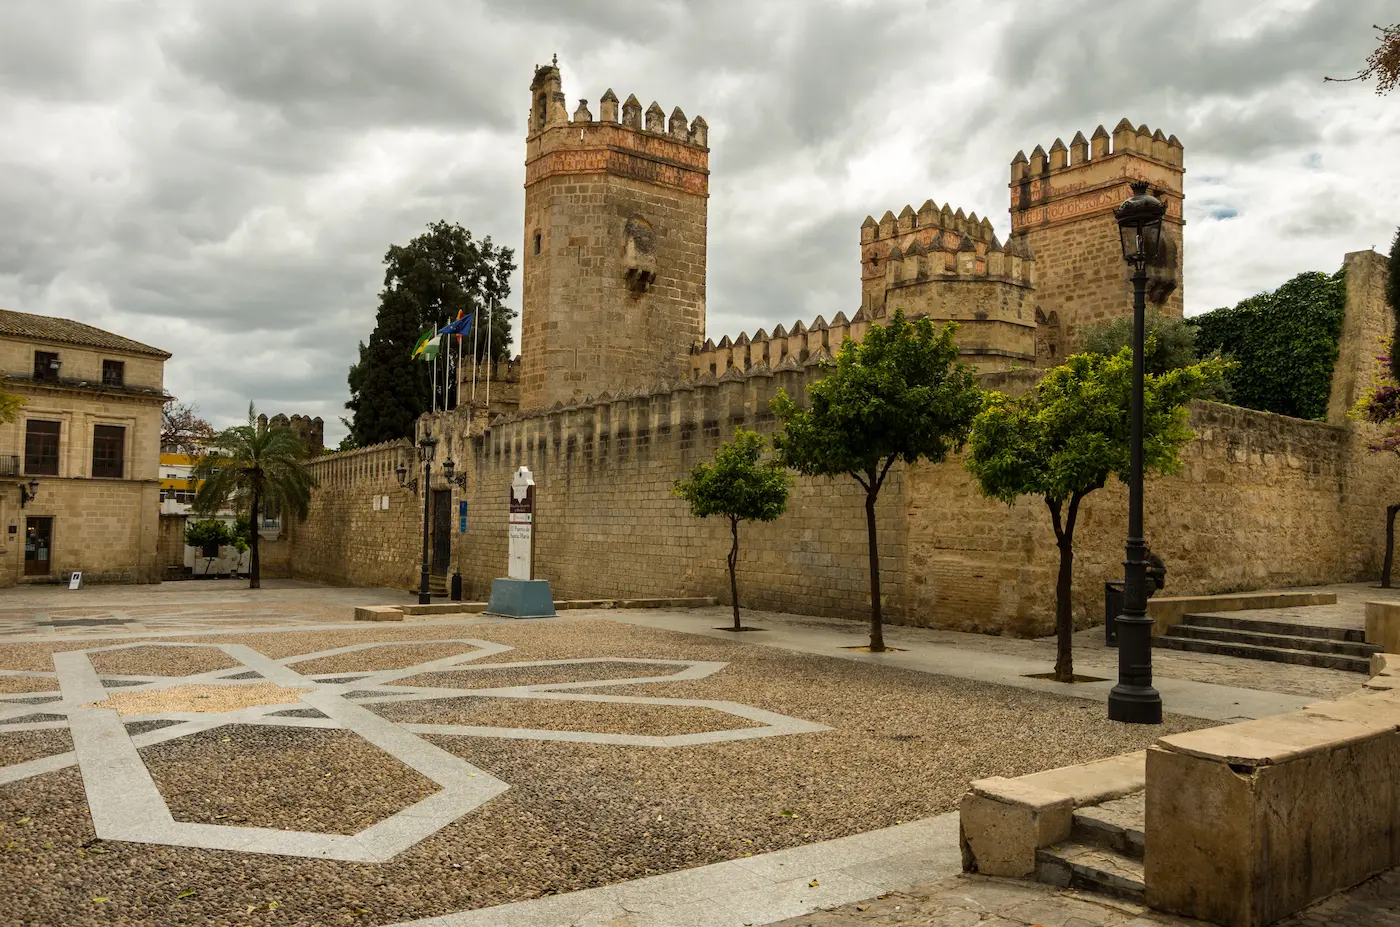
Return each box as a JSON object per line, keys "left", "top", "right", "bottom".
{"left": 1147, "top": 590, "right": 1337, "bottom": 636}
{"left": 1364, "top": 600, "right": 1400, "bottom": 653}
{"left": 1146, "top": 686, "right": 1400, "bottom": 926}
{"left": 398, "top": 602, "right": 489, "bottom": 616}
{"left": 959, "top": 751, "right": 1146, "bottom": 878}
{"left": 353, "top": 605, "right": 404, "bottom": 622}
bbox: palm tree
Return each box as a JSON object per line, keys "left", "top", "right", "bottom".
{"left": 191, "top": 405, "right": 316, "bottom": 589}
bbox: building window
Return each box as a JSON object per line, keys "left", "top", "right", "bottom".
{"left": 92, "top": 424, "right": 125, "bottom": 478}
{"left": 24, "top": 420, "right": 60, "bottom": 475}
{"left": 102, "top": 360, "right": 125, "bottom": 387}
{"left": 33, "top": 351, "right": 60, "bottom": 380}
{"left": 533, "top": 232, "right": 541, "bottom": 255}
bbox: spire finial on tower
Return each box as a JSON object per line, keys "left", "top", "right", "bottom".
{"left": 552, "top": 53, "right": 558, "bottom": 67}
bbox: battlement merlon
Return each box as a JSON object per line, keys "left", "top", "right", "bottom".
{"left": 1008, "top": 119, "right": 1184, "bottom": 235}
{"left": 526, "top": 63, "right": 710, "bottom": 197}
{"left": 861, "top": 198, "right": 997, "bottom": 245}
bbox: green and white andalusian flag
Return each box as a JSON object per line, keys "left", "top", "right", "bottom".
{"left": 411, "top": 327, "right": 440, "bottom": 361}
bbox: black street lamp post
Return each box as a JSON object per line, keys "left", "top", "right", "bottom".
{"left": 416, "top": 431, "right": 438, "bottom": 605}
{"left": 1108, "top": 180, "right": 1167, "bottom": 725}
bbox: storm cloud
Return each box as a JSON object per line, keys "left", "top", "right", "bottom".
{"left": 1, "top": 0, "right": 1396, "bottom": 443}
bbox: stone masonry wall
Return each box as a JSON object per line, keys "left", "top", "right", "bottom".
{"left": 283, "top": 441, "right": 421, "bottom": 592}
{"left": 905, "top": 402, "right": 1400, "bottom": 636}
{"left": 1328, "top": 250, "right": 1390, "bottom": 425}
{"left": 157, "top": 513, "right": 185, "bottom": 575}
{"left": 289, "top": 249, "right": 1398, "bottom": 636}
{"left": 438, "top": 365, "right": 909, "bottom": 619}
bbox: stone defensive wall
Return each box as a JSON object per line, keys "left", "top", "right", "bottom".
{"left": 288, "top": 250, "right": 1398, "bottom": 636}
{"left": 282, "top": 439, "right": 422, "bottom": 590}
{"left": 435, "top": 359, "right": 911, "bottom": 620}
{"left": 430, "top": 375, "right": 1393, "bottom": 634}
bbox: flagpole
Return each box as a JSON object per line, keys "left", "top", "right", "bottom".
{"left": 471, "top": 305, "right": 480, "bottom": 404}
{"left": 485, "top": 299, "right": 493, "bottom": 408}
{"left": 455, "top": 316, "right": 462, "bottom": 411}
{"left": 431, "top": 324, "right": 438, "bottom": 414}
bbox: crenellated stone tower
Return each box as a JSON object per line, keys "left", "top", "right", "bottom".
{"left": 517, "top": 59, "right": 710, "bottom": 411}
{"left": 858, "top": 200, "right": 1037, "bottom": 371}
{"left": 1009, "top": 119, "right": 1185, "bottom": 361}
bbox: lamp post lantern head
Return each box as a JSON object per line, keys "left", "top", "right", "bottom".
{"left": 395, "top": 463, "right": 408, "bottom": 487}
{"left": 419, "top": 432, "right": 437, "bottom": 462}
{"left": 1115, "top": 180, "right": 1167, "bottom": 267}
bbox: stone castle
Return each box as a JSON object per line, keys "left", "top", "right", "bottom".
{"left": 487, "top": 62, "right": 1188, "bottom": 417}
{"left": 280, "top": 61, "right": 1398, "bottom": 635}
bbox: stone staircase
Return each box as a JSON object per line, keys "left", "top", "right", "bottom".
{"left": 1156, "top": 613, "right": 1379, "bottom": 673}
{"left": 1036, "top": 791, "right": 1145, "bottom": 902}
{"left": 427, "top": 574, "right": 449, "bottom": 597}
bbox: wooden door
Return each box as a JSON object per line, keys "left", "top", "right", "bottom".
{"left": 24, "top": 517, "right": 52, "bottom": 576}
{"left": 431, "top": 490, "right": 452, "bottom": 575}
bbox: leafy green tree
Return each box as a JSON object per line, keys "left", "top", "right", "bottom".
{"left": 192, "top": 405, "right": 316, "bottom": 589}
{"left": 673, "top": 429, "right": 791, "bottom": 630}
{"left": 1080, "top": 310, "right": 1229, "bottom": 403}
{"left": 771, "top": 309, "right": 982, "bottom": 651}
{"left": 346, "top": 221, "right": 516, "bottom": 445}
{"left": 183, "top": 519, "right": 234, "bottom": 575}
{"left": 0, "top": 387, "right": 22, "bottom": 424}
{"left": 965, "top": 346, "right": 1227, "bottom": 681}
{"left": 1191, "top": 270, "right": 1346, "bottom": 420}
{"left": 1081, "top": 310, "right": 1199, "bottom": 375}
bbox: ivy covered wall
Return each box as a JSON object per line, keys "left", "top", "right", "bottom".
{"left": 1191, "top": 270, "right": 1347, "bottom": 421}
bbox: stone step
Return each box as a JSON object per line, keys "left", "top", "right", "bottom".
{"left": 1156, "top": 634, "right": 1372, "bottom": 673}
{"left": 1178, "top": 612, "right": 1366, "bottom": 643}
{"left": 1036, "top": 840, "right": 1145, "bottom": 903}
{"left": 1167, "top": 623, "right": 1380, "bottom": 658}
{"left": 1071, "top": 792, "right": 1145, "bottom": 860}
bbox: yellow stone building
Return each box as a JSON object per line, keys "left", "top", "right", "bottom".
{"left": 0, "top": 310, "right": 170, "bottom": 586}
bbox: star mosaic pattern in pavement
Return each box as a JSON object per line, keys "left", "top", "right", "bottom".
{"left": 0, "top": 639, "right": 829, "bottom": 862}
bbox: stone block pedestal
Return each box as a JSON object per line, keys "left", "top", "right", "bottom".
{"left": 485, "top": 578, "right": 557, "bottom": 619}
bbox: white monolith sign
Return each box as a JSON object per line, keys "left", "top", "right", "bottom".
{"left": 507, "top": 466, "right": 534, "bottom": 581}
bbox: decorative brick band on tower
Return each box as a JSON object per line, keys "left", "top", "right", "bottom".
{"left": 517, "top": 60, "right": 710, "bottom": 411}
{"left": 1009, "top": 119, "right": 1185, "bottom": 359}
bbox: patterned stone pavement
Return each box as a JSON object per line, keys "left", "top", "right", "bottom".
{"left": 771, "top": 868, "right": 1400, "bottom": 926}
{"left": 2, "top": 637, "right": 824, "bottom": 862}
{"left": 767, "top": 873, "right": 1195, "bottom": 926}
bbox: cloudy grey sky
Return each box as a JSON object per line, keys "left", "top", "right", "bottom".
{"left": 1, "top": 0, "right": 1396, "bottom": 443}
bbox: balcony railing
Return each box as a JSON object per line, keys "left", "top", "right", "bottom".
{"left": 0, "top": 455, "right": 17, "bottom": 477}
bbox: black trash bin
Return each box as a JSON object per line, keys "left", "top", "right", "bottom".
{"left": 1105, "top": 581, "right": 1124, "bottom": 646}
{"left": 450, "top": 572, "right": 462, "bottom": 602}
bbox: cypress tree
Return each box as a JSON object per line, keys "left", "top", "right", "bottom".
{"left": 346, "top": 221, "right": 516, "bottom": 446}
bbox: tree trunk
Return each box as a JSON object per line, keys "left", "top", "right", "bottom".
{"left": 1048, "top": 494, "right": 1083, "bottom": 683}
{"left": 249, "top": 488, "right": 261, "bottom": 590}
{"left": 729, "top": 516, "right": 742, "bottom": 631}
{"left": 1385, "top": 503, "right": 1400, "bottom": 588}
{"left": 865, "top": 479, "right": 884, "bottom": 652}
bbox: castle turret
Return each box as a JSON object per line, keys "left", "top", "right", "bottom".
{"left": 1009, "top": 120, "right": 1185, "bottom": 355}
{"left": 856, "top": 195, "right": 1036, "bottom": 371}
{"left": 518, "top": 59, "right": 710, "bottom": 411}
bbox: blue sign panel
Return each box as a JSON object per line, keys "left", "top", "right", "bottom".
{"left": 458, "top": 500, "right": 468, "bottom": 517}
